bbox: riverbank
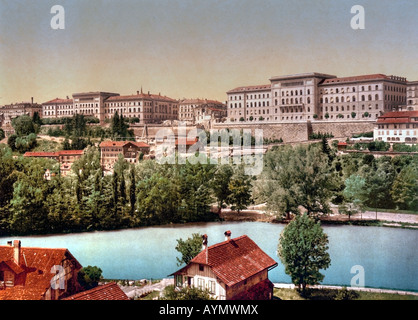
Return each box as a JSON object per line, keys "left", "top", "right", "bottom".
{"left": 219, "top": 205, "right": 418, "bottom": 229}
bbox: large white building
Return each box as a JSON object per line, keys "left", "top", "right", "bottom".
{"left": 227, "top": 72, "right": 409, "bottom": 123}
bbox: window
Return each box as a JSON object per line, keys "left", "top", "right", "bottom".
{"left": 176, "top": 275, "right": 183, "bottom": 287}
{"left": 208, "top": 280, "right": 216, "bottom": 294}
{"left": 198, "top": 278, "right": 205, "bottom": 290}
{"left": 199, "top": 264, "right": 204, "bottom": 272}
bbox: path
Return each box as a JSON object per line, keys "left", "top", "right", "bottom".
{"left": 120, "top": 278, "right": 174, "bottom": 299}
{"left": 274, "top": 283, "right": 418, "bottom": 296}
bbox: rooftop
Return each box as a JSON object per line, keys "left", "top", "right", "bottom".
{"left": 176, "top": 234, "right": 277, "bottom": 287}
{"left": 0, "top": 241, "right": 82, "bottom": 300}
{"left": 99, "top": 140, "right": 150, "bottom": 148}
{"left": 63, "top": 282, "right": 129, "bottom": 300}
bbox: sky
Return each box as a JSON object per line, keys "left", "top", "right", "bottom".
{"left": 0, "top": 0, "right": 417, "bottom": 104}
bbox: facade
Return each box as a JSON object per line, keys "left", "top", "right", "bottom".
{"left": 179, "top": 99, "right": 226, "bottom": 124}
{"left": 227, "top": 73, "right": 408, "bottom": 123}
{"left": 23, "top": 150, "right": 84, "bottom": 177}
{"left": 99, "top": 140, "right": 150, "bottom": 173}
{"left": 0, "top": 240, "right": 82, "bottom": 300}
{"left": 319, "top": 74, "right": 407, "bottom": 121}
{"left": 42, "top": 98, "right": 74, "bottom": 118}
{"left": 374, "top": 110, "right": 418, "bottom": 143}
{"left": 39, "top": 90, "right": 179, "bottom": 125}
{"left": 407, "top": 81, "right": 418, "bottom": 111}
{"left": 171, "top": 231, "right": 277, "bottom": 300}
{"left": 104, "top": 91, "right": 178, "bottom": 124}
{"left": 0, "top": 99, "right": 42, "bottom": 126}
{"left": 227, "top": 84, "right": 271, "bottom": 122}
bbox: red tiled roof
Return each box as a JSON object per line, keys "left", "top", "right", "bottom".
{"left": 0, "top": 244, "right": 82, "bottom": 300}
{"left": 175, "top": 137, "right": 199, "bottom": 146}
{"left": 377, "top": 111, "right": 418, "bottom": 124}
{"left": 322, "top": 74, "right": 389, "bottom": 84}
{"left": 23, "top": 150, "right": 84, "bottom": 158}
{"left": 189, "top": 235, "right": 277, "bottom": 287}
{"left": 23, "top": 152, "right": 59, "bottom": 157}
{"left": 63, "top": 282, "right": 130, "bottom": 300}
{"left": 58, "top": 150, "right": 84, "bottom": 156}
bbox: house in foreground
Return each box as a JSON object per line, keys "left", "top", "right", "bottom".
{"left": 171, "top": 231, "right": 278, "bottom": 300}
{"left": 0, "top": 240, "right": 82, "bottom": 300}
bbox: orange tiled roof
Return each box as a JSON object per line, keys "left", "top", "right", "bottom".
{"left": 23, "top": 150, "right": 84, "bottom": 158}
{"left": 63, "top": 282, "right": 130, "bottom": 300}
{"left": 23, "top": 152, "right": 59, "bottom": 157}
{"left": 0, "top": 244, "right": 82, "bottom": 300}
{"left": 377, "top": 111, "right": 418, "bottom": 124}
{"left": 186, "top": 235, "right": 277, "bottom": 287}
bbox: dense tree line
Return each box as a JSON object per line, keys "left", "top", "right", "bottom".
{"left": 254, "top": 140, "right": 417, "bottom": 219}
{"left": 0, "top": 136, "right": 416, "bottom": 236}
{"left": 0, "top": 144, "right": 252, "bottom": 236}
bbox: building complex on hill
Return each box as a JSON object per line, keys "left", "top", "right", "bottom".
{"left": 227, "top": 72, "right": 411, "bottom": 123}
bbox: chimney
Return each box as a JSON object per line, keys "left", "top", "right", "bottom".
{"left": 202, "top": 234, "right": 208, "bottom": 264}
{"left": 202, "top": 234, "right": 208, "bottom": 251}
{"left": 137, "top": 90, "right": 139, "bottom": 95}
{"left": 31, "top": 97, "right": 33, "bottom": 105}
{"left": 13, "top": 240, "right": 21, "bottom": 265}
{"left": 224, "top": 230, "right": 232, "bottom": 241}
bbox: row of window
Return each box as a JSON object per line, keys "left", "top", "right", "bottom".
{"left": 376, "top": 130, "right": 417, "bottom": 136}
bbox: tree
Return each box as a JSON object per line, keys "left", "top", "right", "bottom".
{"left": 0, "top": 128, "right": 4, "bottom": 140}
{"left": 278, "top": 214, "right": 331, "bottom": 294}
{"left": 129, "top": 164, "right": 136, "bottom": 216}
{"left": 227, "top": 166, "right": 252, "bottom": 214}
{"left": 390, "top": 162, "right": 418, "bottom": 211}
{"left": 161, "top": 285, "right": 214, "bottom": 300}
{"left": 259, "top": 145, "right": 337, "bottom": 218}
{"left": 351, "top": 112, "right": 356, "bottom": 118}
{"left": 210, "top": 164, "right": 233, "bottom": 214}
{"left": 175, "top": 233, "right": 203, "bottom": 266}
{"left": 12, "top": 115, "right": 36, "bottom": 136}
{"left": 77, "top": 266, "right": 103, "bottom": 290}
{"left": 339, "top": 174, "right": 367, "bottom": 220}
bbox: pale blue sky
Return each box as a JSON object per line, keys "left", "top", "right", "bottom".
{"left": 0, "top": 0, "right": 417, "bottom": 104}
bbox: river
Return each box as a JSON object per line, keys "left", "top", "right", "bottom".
{"left": 1, "top": 222, "right": 417, "bottom": 292}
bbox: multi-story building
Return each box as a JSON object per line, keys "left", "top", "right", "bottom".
{"left": 42, "top": 97, "right": 74, "bottom": 118}
{"left": 0, "top": 98, "right": 42, "bottom": 125}
{"left": 72, "top": 92, "right": 120, "bottom": 123}
{"left": 99, "top": 140, "right": 150, "bottom": 173}
{"left": 226, "top": 73, "right": 408, "bottom": 123}
{"left": 227, "top": 84, "right": 271, "bottom": 122}
{"left": 407, "top": 81, "right": 418, "bottom": 111}
{"left": 319, "top": 74, "right": 407, "bottom": 121}
{"left": 374, "top": 110, "right": 418, "bottom": 143}
{"left": 23, "top": 150, "right": 85, "bottom": 177}
{"left": 103, "top": 90, "right": 178, "bottom": 124}
{"left": 179, "top": 99, "right": 226, "bottom": 124}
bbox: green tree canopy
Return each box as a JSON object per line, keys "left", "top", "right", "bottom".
{"left": 278, "top": 214, "right": 331, "bottom": 293}
{"left": 175, "top": 233, "right": 203, "bottom": 266}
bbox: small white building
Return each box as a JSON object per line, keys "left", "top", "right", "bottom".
{"left": 171, "top": 231, "right": 277, "bottom": 300}
{"left": 374, "top": 110, "right": 418, "bottom": 143}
